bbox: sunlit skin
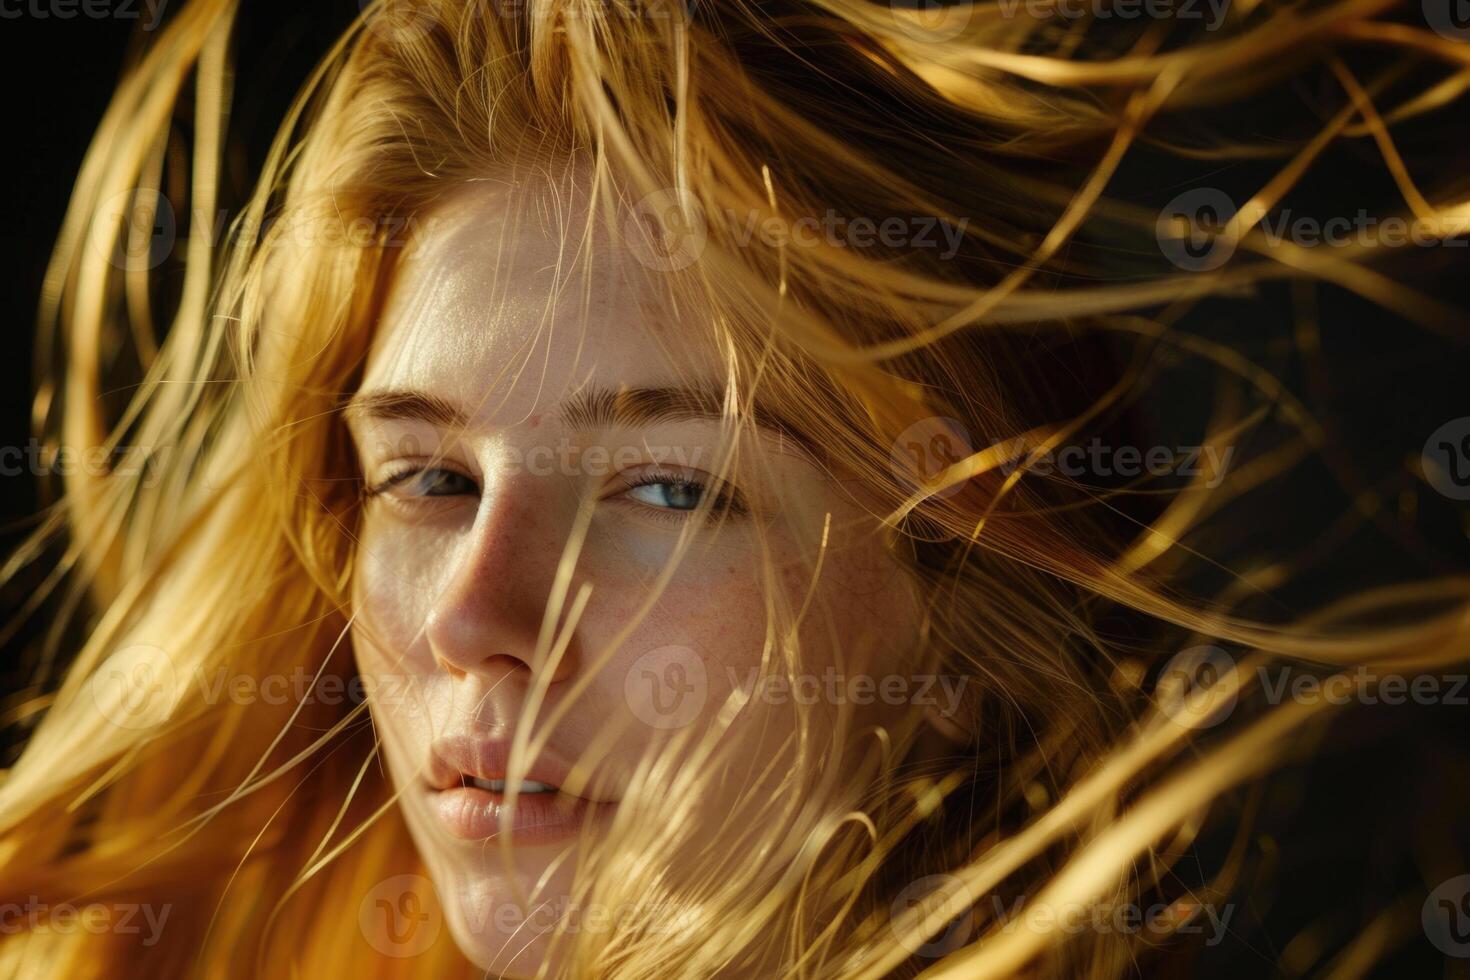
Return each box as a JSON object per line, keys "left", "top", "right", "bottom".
{"left": 347, "top": 173, "right": 932, "bottom": 975}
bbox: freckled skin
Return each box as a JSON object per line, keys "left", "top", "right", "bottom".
{"left": 349, "top": 177, "right": 922, "bottom": 976}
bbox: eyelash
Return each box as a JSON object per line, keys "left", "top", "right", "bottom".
{"left": 362, "top": 464, "right": 470, "bottom": 499}
{"left": 362, "top": 464, "right": 748, "bottom": 520}
{"left": 616, "top": 469, "right": 748, "bottom": 520}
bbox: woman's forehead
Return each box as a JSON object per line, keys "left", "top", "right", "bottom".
{"left": 362, "top": 179, "right": 722, "bottom": 422}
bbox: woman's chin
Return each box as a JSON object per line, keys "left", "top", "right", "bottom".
{"left": 453, "top": 927, "right": 554, "bottom": 979}
{"left": 441, "top": 874, "right": 576, "bottom": 976}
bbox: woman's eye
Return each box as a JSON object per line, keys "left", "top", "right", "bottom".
{"left": 625, "top": 480, "right": 708, "bottom": 511}
{"left": 369, "top": 466, "right": 477, "bottom": 498}
{"left": 617, "top": 473, "right": 748, "bottom": 519}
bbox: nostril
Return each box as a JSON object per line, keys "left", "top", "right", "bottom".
{"left": 435, "top": 657, "right": 470, "bottom": 680}
{"left": 420, "top": 542, "right": 557, "bottom": 676}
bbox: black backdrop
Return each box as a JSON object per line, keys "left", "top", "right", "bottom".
{"left": 0, "top": 4, "right": 1466, "bottom": 978}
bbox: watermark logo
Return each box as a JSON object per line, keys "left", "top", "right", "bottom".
{"left": 89, "top": 188, "right": 175, "bottom": 272}
{"left": 891, "top": 417, "right": 974, "bottom": 501}
{"left": 889, "top": 0, "right": 975, "bottom": 42}
{"left": 360, "top": 874, "right": 442, "bottom": 958}
{"left": 891, "top": 874, "right": 974, "bottom": 957}
{"left": 1156, "top": 645, "right": 1237, "bottom": 729}
{"left": 625, "top": 189, "right": 707, "bottom": 272}
{"left": 624, "top": 645, "right": 707, "bottom": 729}
{"left": 1422, "top": 417, "right": 1470, "bottom": 501}
{"left": 89, "top": 643, "right": 179, "bottom": 730}
{"left": 1423, "top": 875, "right": 1470, "bottom": 957}
{"left": 1423, "top": 0, "right": 1470, "bottom": 42}
{"left": 1157, "top": 188, "right": 1237, "bottom": 271}
{"left": 360, "top": 0, "right": 440, "bottom": 43}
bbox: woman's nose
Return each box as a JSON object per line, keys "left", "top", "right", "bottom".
{"left": 423, "top": 473, "right": 580, "bottom": 685}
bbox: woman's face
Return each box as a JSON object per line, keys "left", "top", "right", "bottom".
{"left": 348, "top": 176, "right": 926, "bottom": 974}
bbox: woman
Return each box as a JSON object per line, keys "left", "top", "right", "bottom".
{"left": 0, "top": 0, "right": 1465, "bottom": 976}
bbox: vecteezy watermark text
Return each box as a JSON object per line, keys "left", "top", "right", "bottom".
{"left": 989, "top": 894, "right": 1235, "bottom": 945}
{"left": 996, "top": 0, "right": 1229, "bottom": 30}
{"left": 1258, "top": 665, "right": 1469, "bottom": 707}
{"left": 622, "top": 645, "right": 971, "bottom": 730}
{"left": 0, "top": 0, "right": 165, "bottom": 28}
{"left": 999, "top": 439, "right": 1235, "bottom": 488}
{"left": 0, "top": 898, "right": 170, "bottom": 946}
{"left": 1157, "top": 187, "right": 1468, "bottom": 270}
{"left": 1156, "top": 644, "right": 1470, "bottom": 730}
{"left": 625, "top": 191, "right": 971, "bottom": 271}
{"left": 724, "top": 666, "right": 967, "bottom": 717}
{"left": 0, "top": 439, "right": 168, "bottom": 485}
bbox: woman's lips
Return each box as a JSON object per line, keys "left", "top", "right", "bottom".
{"left": 426, "top": 734, "right": 613, "bottom": 842}
{"left": 432, "top": 783, "right": 602, "bottom": 843}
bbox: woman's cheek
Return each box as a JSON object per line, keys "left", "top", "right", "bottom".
{"left": 352, "top": 524, "right": 453, "bottom": 744}
{"left": 354, "top": 521, "right": 458, "bottom": 655}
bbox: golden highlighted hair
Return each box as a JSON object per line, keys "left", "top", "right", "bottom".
{"left": 1, "top": 0, "right": 1467, "bottom": 976}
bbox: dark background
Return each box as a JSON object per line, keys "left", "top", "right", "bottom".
{"left": 0, "top": 3, "right": 1466, "bottom": 978}
{"left": 0, "top": 0, "right": 359, "bottom": 528}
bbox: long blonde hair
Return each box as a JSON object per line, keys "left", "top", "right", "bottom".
{"left": 2, "top": 0, "right": 1467, "bottom": 976}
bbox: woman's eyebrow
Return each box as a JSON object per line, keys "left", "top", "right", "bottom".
{"left": 345, "top": 384, "right": 819, "bottom": 459}
{"left": 561, "top": 384, "right": 768, "bottom": 429}
{"left": 349, "top": 384, "right": 795, "bottom": 436}
{"left": 561, "top": 385, "right": 819, "bottom": 456}
{"left": 343, "top": 389, "right": 467, "bottom": 428}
